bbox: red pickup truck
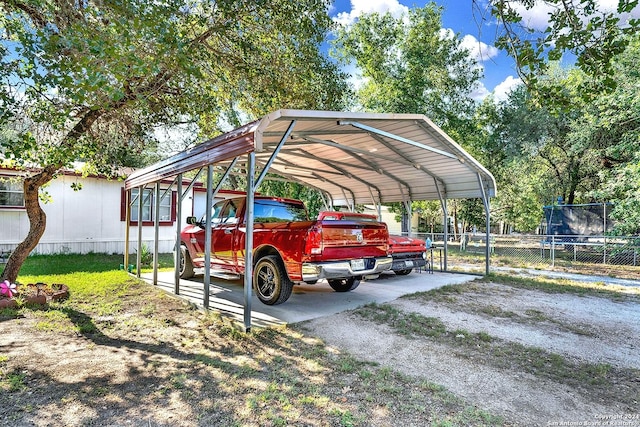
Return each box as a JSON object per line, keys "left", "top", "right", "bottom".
{"left": 178, "top": 196, "right": 392, "bottom": 305}
{"left": 317, "top": 211, "right": 428, "bottom": 275}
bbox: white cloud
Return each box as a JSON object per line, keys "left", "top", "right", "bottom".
{"left": 333, "top": 0, "right": 409, "bottom": 26}
{"left": 470, "top": 82, "right": 491, "bottom": 101}
{"left": 492, "top": 75, "right": 522, "bottom": 102}
{"left": 510, "top": 0, "right": 640, "bottom": 31}
{"left": 510, "top": 2, "right": 555, "bottom": 31}
{"left": 460, "top": 34, "right": 500, "bottom": 62}
{"left": 593, "top": 0, "right": 640, "bottom": 18}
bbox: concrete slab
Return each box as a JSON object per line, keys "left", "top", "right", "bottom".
{"left": 143, "top": 270, "right": 477, "bottom": 328}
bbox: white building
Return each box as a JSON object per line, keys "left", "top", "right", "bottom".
{"left": 0, "top": 166, "right": 199, "bottom": 255}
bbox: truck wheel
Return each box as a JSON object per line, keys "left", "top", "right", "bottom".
{"left": 394, "top": 269, "right": 412, "bottom": 275}
{"left": 179, "top": 245, "right": 195, "bottom": 279}
{"left": 254, "top": 255, "right": 293, "bottom": 305}
{"left": 328, "top": 277, "right": 360, "bottom": 292}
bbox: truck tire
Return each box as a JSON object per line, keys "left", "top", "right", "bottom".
{"left": 328, "top": 277, "right": 360, "bottom": 292}
{"left": 394, "top": 269, "right": 412, "bottom": 275}
{"left": 179, "top": 245, "right": 195, "bottom": 279}
{"left": 254, "top": 255, "right": 293, "bottom": 305}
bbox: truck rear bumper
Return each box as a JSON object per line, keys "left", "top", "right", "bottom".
{"left": 390, "top": 252, "right": 427, "bottom": 271}
{"left": 301, "top": 256, "right": 393, "bottom": 282}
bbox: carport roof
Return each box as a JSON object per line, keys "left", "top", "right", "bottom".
{"left": 125, "top": 109, "right": 496, "bottom": 204}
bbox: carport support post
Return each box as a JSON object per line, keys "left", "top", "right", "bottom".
{"left": 203, "top": 165, "right": 214, "bottom": 309}
{"left": 174, "top": 174, "right": 182, "bottom": 295}
{"left": 485, "top": 205, "right": 491, "bottom": 275}
{"left": 244, "top": 152, "right": 256, "bottom": 332}
{"left": 137, "top": 185, "right": 144, "bottom": 277}
{"left": 477, "top": 173, "right": 491, "bottom": 275}
{"left": 434, "top": 178, "right": 447, "bottom": 271}
{"left": 124, "top": 190, "right": 131, "bottom": 271}
{"left": 442, "top": 199, "right": 448, "bottom": 271}
{"left": 153, "top": 182, "right": 160, "bottom": 285}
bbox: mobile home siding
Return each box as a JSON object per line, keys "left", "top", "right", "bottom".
{"left": 0, "top": 172, "right": 187, "bottom": 255}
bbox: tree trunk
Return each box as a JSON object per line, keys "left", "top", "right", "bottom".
{"left": 1, "top": 108, "right": 103, "bottom": 283}
{"left": 1, "top": 168, "right": 56, "bottom": 283}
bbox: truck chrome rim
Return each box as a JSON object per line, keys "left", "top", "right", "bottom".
{"left": 256, "top": 264, "right": 276, "bottom": 298}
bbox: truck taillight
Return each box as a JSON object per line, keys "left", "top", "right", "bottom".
{"left": 305, "top": 225, "right": 323, "bottom": 256}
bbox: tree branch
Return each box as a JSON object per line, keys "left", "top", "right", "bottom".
{"left": 2, "top": 0, "right": 49, "bottom": 29}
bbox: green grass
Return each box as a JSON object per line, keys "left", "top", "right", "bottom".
{"left": 0, "top": 356, "right": 27, "bottom": 392}
{"left": 479, "top": 305, "right": 517, "bottom": 318}
{"left": 357, "top": 303, "right": 447, "bottom": 337}
{"left": 19, "top": 253, "right": 126, "bottom": 275}
{"left": 5, "top": 253, "right": 160, "bottom": 329}
{"left": 18, "top": 252, "right": 175, "bottom": 277}
{"left": 3, "top": 371, "right": 27, "bottom": 392}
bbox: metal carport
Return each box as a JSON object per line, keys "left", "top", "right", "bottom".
{"left": 123, "top": 109, "right": 497, "bottom": 331}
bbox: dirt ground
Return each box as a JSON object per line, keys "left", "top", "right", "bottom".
{"left": 1, "top": 275, "right": 639, "bottom": 426}
{"left": 300, "top": 280, "right": 640, "bottom": 425}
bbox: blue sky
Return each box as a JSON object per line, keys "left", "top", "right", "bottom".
{"left": 328, "top": 0, "right": 640, "bottom": 102}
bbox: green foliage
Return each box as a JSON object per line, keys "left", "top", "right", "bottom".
{"left": 331, "top": 4, "right": 487, "bottom": 232}
{"left": 332, "top": 4, "right": 481, "bottom": 133}
{"left": 593, "top": 160, "right": 640, "bottom": 235}
{"left": 473, "top": 54, "right": 640, "bottom": 232}
{"left": 481, "top": 78, "right": 599, "bottom": 205}
{"left": 488, "top": 157, "right": 546, "bottom": 232}
{"left": 489, "top": 0, "right": 640, "bottom": 99}
{"left": 0, "top": 0, "right": 348, "bottom": 174}
{"left": 456, "top": 199, "right": 486, "bottom": 231}
{"left": 137, "top": 244, "right": 153, "bottom": 267}
{"left": 257, "top": 179, "right": 326, "bottom": 219}
{"left": 582, "top": 37, "right": 640, "bottom": 234}
{"left": 413, "top": 200, "right": 443, "bottom": 232}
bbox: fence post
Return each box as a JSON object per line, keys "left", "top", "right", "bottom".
{"left": 603, "top": 235, "right": 607, "bottom": 264}
{"left": 551, "top": 235, "right": 555, "bottom": 267}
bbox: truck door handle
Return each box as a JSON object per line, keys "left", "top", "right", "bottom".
{"left": 224, "top": 229, "right": 232, "bottom": 234}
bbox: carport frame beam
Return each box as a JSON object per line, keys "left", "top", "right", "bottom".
{"left": 338, "top": 121, "right": 458, "bottom": 160}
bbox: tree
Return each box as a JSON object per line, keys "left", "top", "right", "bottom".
{"left": 486, "top": 0, "right": 640, "bottom": 98}
{"left": 331, "top": 4, "right": 484, "bottom": 232}
{"left": 581, "top": 36, "right": 640, "bottom": 234}
{"left": 331, "top": 4, "right": 482, "bottom": 134}
{"left": 492, "top": 158, "right": 547, "bottom": 233}
{"left": 472, "top": 1, "right": 640, "bottom": 234}
{"left": 481, "top": 78, "right": 605, "bottom": 207}
{"left": 0, "top": 0, "right": 349, "bottom": 282}
{"left": 413, "top": 200, "right": 443, "bottom": 234}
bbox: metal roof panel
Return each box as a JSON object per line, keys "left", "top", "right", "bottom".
{"left": 124, "top": 109, "right": 496, "bottom": 203}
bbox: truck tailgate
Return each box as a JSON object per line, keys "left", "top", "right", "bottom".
{"left": 319, "top": 220, "right": 388, "bottom": 259}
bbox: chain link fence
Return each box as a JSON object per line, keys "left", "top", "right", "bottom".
{"left": 410, "top": 232, "right": 640, "bottom": 277}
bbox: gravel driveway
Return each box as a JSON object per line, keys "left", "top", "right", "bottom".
{"left": 299, "top": 278, "right": 640, "bottom": 426}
